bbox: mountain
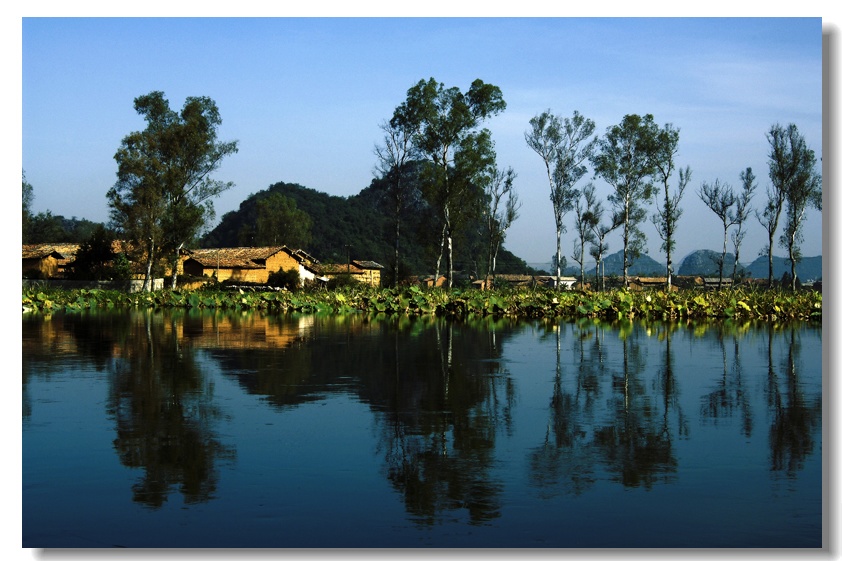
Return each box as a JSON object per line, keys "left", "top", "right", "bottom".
{"left": 676, "top": 250, "right": 746, "bottom": 277}
{"left": 586, "top": 250, "right": 665, "bottom": 277}
{"left": 743, "top": 255, "right": 822, "bottom": 282}
{"left": 200, "top": 179, "right": 539, "bottom": 284}
{"left": 676, "top": 250, "right": 822, "bottom": 281}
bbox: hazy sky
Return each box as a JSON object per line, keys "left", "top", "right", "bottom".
{"left": 21, "top": 16, "right": 825, "bottom": 267}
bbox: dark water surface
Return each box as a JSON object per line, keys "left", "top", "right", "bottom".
{"left": 22, "top": 310, "right": 823, "bottom": 548}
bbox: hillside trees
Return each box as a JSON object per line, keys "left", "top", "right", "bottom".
{"left": 393, "top": 77, "right": 507, "bottom": 288}
{"left": 108, "top": 91, "right": 238, "bottom": 291}
{"left": 525, "top": 110, "right": 598, "bottom": 279}
{"left": 254, "top": 193, "right": 312, "bottom": 248}
{"left": 591, "top": 114, "right": 659, "bottom": 287}
{"left": 766, "top": 123, "right": 822, "bottom": 289}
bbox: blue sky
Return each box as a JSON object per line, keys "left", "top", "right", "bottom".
{"left": 20, "top": 16, "right": 826, "bottom": 267}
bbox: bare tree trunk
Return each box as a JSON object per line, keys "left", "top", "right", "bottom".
{"left": 446, "top": 232, "right": 454, "bottom": 289}
{"left": 170, "top": 242, "right": 184, "bottom": 290}
{"left": 788, "top": 233, "right": 797, "bottom": 290}
{"left": 434, "top": 223, "right": 446, "bottom": 287}
{"left": 394, "top": 216, "right": 401, "bottom": 287}
{"left": 143, "top": 239, "right": 156, "bottom": 292}
{"left": 767, "top": 231, "right": 775, "bottom": 286}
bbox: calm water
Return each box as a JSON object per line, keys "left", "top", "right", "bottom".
{"left": 22, "top": 310, "right": 823, "bottom": 548}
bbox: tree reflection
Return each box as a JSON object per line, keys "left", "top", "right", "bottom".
{"left": 700, "top": 324, "right": 753, "bottom": 437}
{"left": 766, "top": 325, "right": 822, "bottom": 477}
{"left": 528, "top": 320, "right": 601, "bottom": 496}
{"left": 107, "top": 311, "right": 234, "bottom": 508}
{"left": 375, "top": 316, "right": 514, "bottom": 526}
{"left": 594, "top": 321, "right": 677, "bottom": 488}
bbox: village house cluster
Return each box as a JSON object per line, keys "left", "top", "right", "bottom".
{"left": 21, "top": 243, "right": 385, "bottom": 289}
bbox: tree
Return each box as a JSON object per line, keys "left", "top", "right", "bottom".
{"left": 68, "top": 225, "right": 130, "bottom": 281}
{"left": 482, "top": 165, "right": 519, "bottom": 282}
{"left": 698, "top": 179, "right": 737, "bottom": 288}
{"left": 398, "top": 77, "right": 506, "bottom": 288}
{"left": 588, "top": 199, "right": 620, "bottom": 291}
{"left": 108, "top": 91, "right": 238, "bottom": 291}
{"left": 731, "top": 167, "right": 757, "bottom": 281}
{"left": 254, "top": 192, "right": 312, "bottom": 248}
{"left": 650, "top": 123, "right": 691, "bottom": 290}
{"left": 525, "top": 110, "right": 598, "bottom": 279}
{"left": 374, "top": 107, "right": 422, "bottom": 286}
{"left": 572, "top": 184, "right": 598, "bottom": 287}
{"left": 768, "top": 123, "right": 822, "bottom": 290}
{"left": 590, "top": 114, "right": 659, "bottom": 287}
{"left": 23, "top": 170, "right": 33, "bottom": 243}
{"left": 757, "top": 124, "right": 793, "bottom": 286}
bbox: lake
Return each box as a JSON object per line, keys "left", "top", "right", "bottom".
{"left": 22, "top": 310, "right": 823, "bottom": 548}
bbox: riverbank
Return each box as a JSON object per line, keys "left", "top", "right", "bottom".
{"left": 21, "top": 284, "right": 822, "bottom": 321}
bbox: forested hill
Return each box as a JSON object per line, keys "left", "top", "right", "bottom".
{"left": 200, "top": 179, "right": 536, "bottom": 284}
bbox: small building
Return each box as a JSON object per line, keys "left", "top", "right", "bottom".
{"left": 22, "top": 244, "right": 80, "bottom": 278}
{"left": 351, "top": 260, "right": 384, "bottom": 287}
{"left": 182, "top": 246, "right": 319, "bottom": 285}
{"left": 316, "top": 260, "right": 384, "bottom": 287}
{"left": 628, "top": 277, "right": 668, "bottom": 291}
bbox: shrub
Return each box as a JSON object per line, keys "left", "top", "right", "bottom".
{"left": 268, "top": 268, "right": 300, "bottom": 291}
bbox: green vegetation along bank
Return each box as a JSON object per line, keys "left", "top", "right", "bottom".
{"left": 22, "top": 285, "right": 822, "bottom": 322}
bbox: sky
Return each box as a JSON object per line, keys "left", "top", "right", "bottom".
{"left": 19, "top": 14, "right": 827, "bottom": 270}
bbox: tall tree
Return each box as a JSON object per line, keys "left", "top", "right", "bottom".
{"left": 757, "top": 124, "right": 793, "bottom": 286}
{"left": 588, "top": 199, "right": 620, "bottom": 291}
{"left": 572, "top": 184, "right": 598, "bottom": 288}
{"left": 650, "top": 123, "right": 691, "bottom": 290}
{"left": 525, "top": 110, "right": 598, "bottom": 279}
{"left": 482, "top": 165, "right": 519, "bottom": 282}
{"left": 374, "top": 107, "right": 422, "bottom": 286}
{"left": 22, "top": 170, "right": 33, "bottom": 243}
{"left": 108, "top": 91, "right": 238, "bottom": 291}
{"left": 399, "top": 77, "right": 506, "bottom": 288}
{"left": 698, "top": 179, "right": 737, "bottom": 288}
{"left": 731, "top": 167, "right": 757, "bottom": 281}
{"left": 591, "top": 114, "right": 658, "bottom": 287}
{"left": 768, "top": 124, "right": 822, "bottom": 289}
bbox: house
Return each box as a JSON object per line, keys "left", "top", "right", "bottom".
{"left": 22, "top": 243, "right": 80, "bottom": 278}
{"left": 316, "top": 260, "right": 384, "bottom": 287}
{"left": 627, "top": 277, "right": 668, "bottom": 291}
{"left": 182, "top": 246, "right": 320, "bottom": 285}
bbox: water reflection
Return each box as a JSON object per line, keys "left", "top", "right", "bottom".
{"left": 22, "top": 311, "right": 822, "bottom": 538}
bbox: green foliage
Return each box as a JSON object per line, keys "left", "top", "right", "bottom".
{"left": 200, "top": 181, "right": 540, "bottom": 279}
{"left": 254, "top": 193, "right": 312, "bottom": 247}
{"left": 23, "top": 285, "right": 821, "bottom": 324}
{"left": 108, "top": 90, "right": 238, "bottom": 289}
{"left": 267, "top": 268, "right": 300, "bottom": 291}
{"left": 68, "top": 225, "right": 126, "bottom": 281}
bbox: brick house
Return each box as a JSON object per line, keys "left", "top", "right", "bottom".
{"left": 181, "top": 246, "right": 321, "bottom": 285}
{"left": 22, "top": 243, "right": 80, "bottom": 278}
{"left": 316, "top": 260, "right": 384, "bottom": 287}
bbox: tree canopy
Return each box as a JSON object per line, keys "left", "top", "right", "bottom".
{"left": 107, "top": 91, "right": 238, "bottom": 290}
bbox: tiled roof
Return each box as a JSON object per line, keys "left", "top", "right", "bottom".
{"left": 22, "top": 244, "right": 80, "bottom": 260}
{"left": 316, "top": 263, "right": 362, "bottom": 275}
{"left": 185, "top": 246, "right": 318, "bottom": 269}
{"left": 352, "top": 260, "right": 384, "bottom": 270}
